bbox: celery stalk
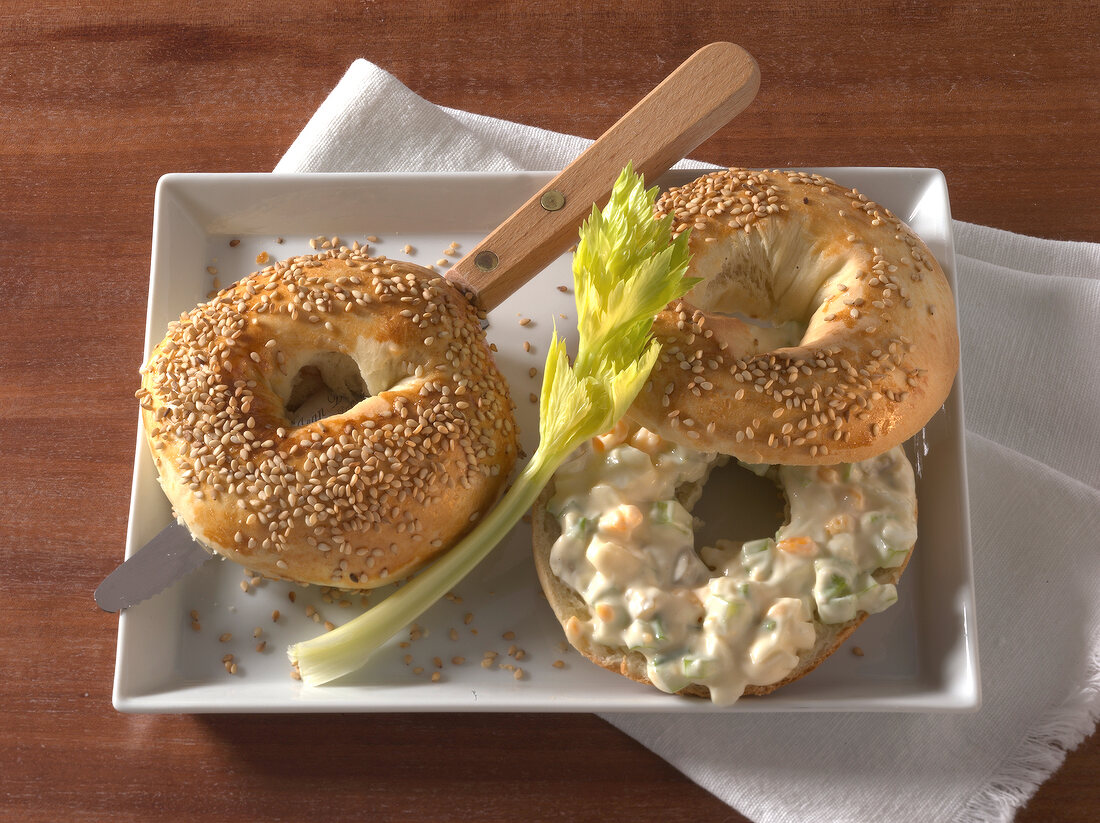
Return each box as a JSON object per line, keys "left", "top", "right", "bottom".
{"left": 289, "top": 164, "right": 694, "bottom": 686}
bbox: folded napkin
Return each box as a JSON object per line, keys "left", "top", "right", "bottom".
{"left": 278, "top": 60, "right": 1100, "bottom": 822}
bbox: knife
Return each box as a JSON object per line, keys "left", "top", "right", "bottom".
{"left": 97, "top": 42, "right": 760, "bottom": 611}
{"left": 95, "top": 522, "right": 212, "bottom": 612}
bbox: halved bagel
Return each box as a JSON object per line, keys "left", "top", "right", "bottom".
{"left": 630, "top": 168, "right": 959, "bottom": 464}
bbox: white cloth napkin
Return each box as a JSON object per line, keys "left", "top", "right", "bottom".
{"left": 278, "top": 60, "right": 1100, "bottom": 822}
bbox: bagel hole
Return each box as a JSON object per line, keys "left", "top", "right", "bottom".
{"left": 686, "top": 224, "right": 843, "bottom": 353}
{"left": 692, "top": 459, "right": 785, "bottom": 554}
{"left": 285, "top": 351, "right": 370, "bottom": 426}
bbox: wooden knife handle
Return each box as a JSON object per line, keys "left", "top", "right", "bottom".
{"left": 446, "top": 42, "right": 760, "bottom": 312}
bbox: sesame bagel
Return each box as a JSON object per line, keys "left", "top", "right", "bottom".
{"left": 630, "top": 168, "right": 959, "bottom": 464}
{"left": 136, "top": 251, "right": 518, "bottom": 588}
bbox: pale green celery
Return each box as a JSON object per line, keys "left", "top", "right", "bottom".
{"left": 289, "top": 164, "right": 694, "bottom": 686}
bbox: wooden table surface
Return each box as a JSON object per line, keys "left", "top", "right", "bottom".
{"left": 2, "top": 2, "right": 1096, "bottom": 821}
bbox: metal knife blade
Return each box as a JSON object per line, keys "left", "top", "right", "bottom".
{"left": 95, "top": 522, "right": 212, "bottom": 612}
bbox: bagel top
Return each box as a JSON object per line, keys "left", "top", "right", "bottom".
{"left": 629, "top": 168, "right": 959, "bottom": 464}
{"left": 136, "top": 250, "right": 518, "bottom": 588}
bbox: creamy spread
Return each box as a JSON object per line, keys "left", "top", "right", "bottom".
{"left": 548, "top": 424, "right": 917, "bottom": 705}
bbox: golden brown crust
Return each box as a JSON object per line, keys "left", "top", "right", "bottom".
{"left": 630, "top": 168, "right": 959, "bottom": 465}
{"left": 531, "top": 472, "right": 913, "bottom": 702}
{"left": 137, "top": 252, "right": 517, "bottom": 588}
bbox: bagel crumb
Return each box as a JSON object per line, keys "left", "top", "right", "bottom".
{"left": 255, "top": 252, "right": 269, "bottom": 264}
{"left": 190, "top": 609, "right": 199, "bottom": 620}
{"left": 191, "top": 620, "right": 201, "bottom": 632}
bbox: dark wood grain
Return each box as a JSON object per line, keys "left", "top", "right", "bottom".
{"left": 0, "top": 2, "right": 1096, "bottom": 822}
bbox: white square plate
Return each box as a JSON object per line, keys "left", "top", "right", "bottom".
{"left": 114, "top": 169, "right": 978, "bottom": 712}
